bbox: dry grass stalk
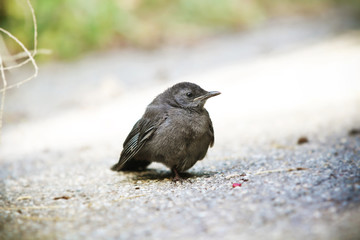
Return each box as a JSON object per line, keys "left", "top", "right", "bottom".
{"left": 113, "top": 194, "right": 146, "bottom": 201}
{"left": 0, "top": 205, "right": 63, "bottom": 211}
{"left": 253, "top": 167, "right": 309, "bottom": 175}
{"left": 0, "top": 0, "right": 39, "bottom": 141}
{"left": 19, "top": 215, "right": 73, "bottom": 222}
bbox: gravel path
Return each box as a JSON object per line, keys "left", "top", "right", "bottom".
{"left": 1, "top": 13, "right": 360, "bottom": 240}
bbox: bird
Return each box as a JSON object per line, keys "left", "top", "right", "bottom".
{"left": 111, "top": 82, "right": 220, "bottom": 181}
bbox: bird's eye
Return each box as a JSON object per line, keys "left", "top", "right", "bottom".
{"left": 186, "top": 92, "right": 193, "bottom": 98}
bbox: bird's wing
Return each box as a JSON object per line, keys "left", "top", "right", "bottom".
{"left": 203, "top": 109, "right": 215, "bottom": 148}
{"left": 209, "top": 118, "right": 215, "bottom": 147}
{"left": 111, "top": 106, "right": 166, "bottom": 171}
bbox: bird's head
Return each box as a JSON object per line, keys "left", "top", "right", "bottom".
{"left": 166, "top": 82, "right": 221, "bottom": 109}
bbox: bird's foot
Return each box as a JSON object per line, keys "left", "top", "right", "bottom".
{"left": 172, "top": 176, "right": 184, "bottom": 183}
{"left": 171, "top": 168, "right": 185, "bottom": 183}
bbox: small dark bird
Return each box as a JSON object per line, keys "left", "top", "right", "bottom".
{"left": 111, "top": 82, "right": 220, "bottom": 181}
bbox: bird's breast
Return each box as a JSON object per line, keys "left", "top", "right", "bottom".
{"left": 169, "top": 110, "right": 209, "bottom": 135}
{"left": 143, "top": 109, "right": 212, "bottom": 171}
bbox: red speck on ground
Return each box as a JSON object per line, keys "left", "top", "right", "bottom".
{"left": 232, "top": 183, "right": 242, "bottom": 188}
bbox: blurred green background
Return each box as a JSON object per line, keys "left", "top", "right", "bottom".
{"left": 1, "top": 0, "right": 359, "bottom": 60}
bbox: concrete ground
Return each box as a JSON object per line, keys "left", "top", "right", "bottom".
{"left": 1, "top": 13, "right": 360, "bottom": 240}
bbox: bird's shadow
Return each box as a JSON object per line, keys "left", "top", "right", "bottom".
{"left": 116, "top": 168, "right": 216, "bottom": 182}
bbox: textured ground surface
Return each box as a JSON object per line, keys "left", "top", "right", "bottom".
{"left": 1, "top": 13, "right": 360, "bottom": 240}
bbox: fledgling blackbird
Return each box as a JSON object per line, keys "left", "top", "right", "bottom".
{"left": 111, "top": 82, "right": 220, "bottom": 181}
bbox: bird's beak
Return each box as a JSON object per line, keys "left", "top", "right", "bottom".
{"left": 193, "top": 91, "right": 221, "bottom": 102}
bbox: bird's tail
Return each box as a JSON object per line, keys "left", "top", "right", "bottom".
{"left": 110, "top": 162, "right": 122, "bottom": 171}
{"left": 111, "top": 159, "right": 151, "bottom": 171}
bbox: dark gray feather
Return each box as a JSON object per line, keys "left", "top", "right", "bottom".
{"left": 111, "top": 107, "right": 166, "bottom": 171}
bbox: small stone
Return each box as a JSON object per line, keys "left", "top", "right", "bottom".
{"left": 348, "top": 128, "right": 360, "bottom": 136}
{"left": 241, "top": 177, "right": 249, "bottom": 182}
{"left": 297, "top": 137, "right": 309, "bottom": 145}
{"left": 53, "top": 195, "right": 71, "bottom": 200}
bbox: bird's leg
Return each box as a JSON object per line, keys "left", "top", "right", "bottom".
{"left": 171, "top": 167, "right": 183, "bottom": 182}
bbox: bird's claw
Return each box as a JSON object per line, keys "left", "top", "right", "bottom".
{"left": 172, "top": 176, "right": 184, "bottom": 184}
{"left": 171, "top": 177, "right": 193, "bottom": 184}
